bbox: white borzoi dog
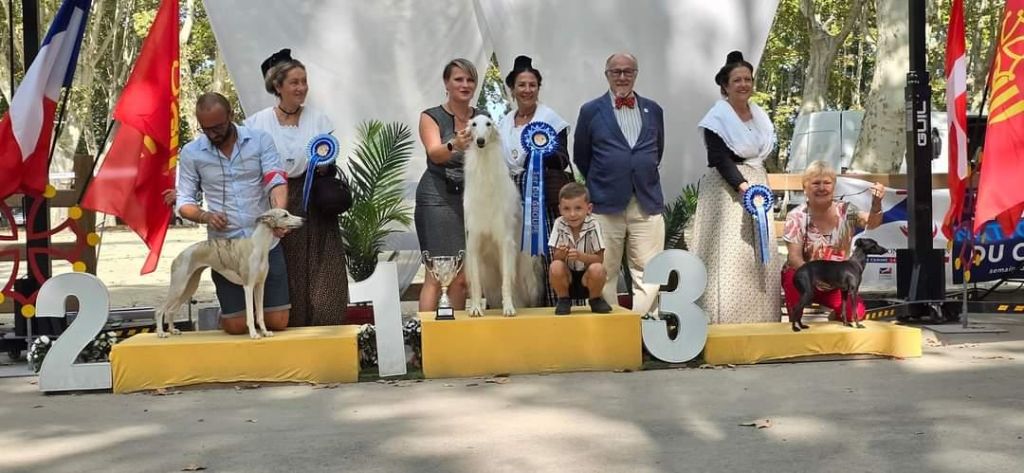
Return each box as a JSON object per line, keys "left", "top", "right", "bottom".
{"left": 464, "top": 115, "right": 540, "bottom": 316}
{"left": 155, "top": 208, "right": 304, "bottom": 339}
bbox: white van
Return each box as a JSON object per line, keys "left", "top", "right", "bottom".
{"left": 786, "top": 110, "right": 948, "bottom": 175}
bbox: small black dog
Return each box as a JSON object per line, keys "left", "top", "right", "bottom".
{"left": 790, "top": 238, "right": 888, "bottom": 332}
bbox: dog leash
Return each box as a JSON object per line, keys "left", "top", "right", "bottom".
{"left": 834, "top": 188, "right": 869, "bottom": 200}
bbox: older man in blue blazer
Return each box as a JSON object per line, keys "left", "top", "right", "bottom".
{"left": 574, "top": 52, "right": 666, "bottom": 316}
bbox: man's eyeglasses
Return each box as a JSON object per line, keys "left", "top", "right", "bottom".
{"left": 605, "top": 68, "right": 637, "bottom": 78}
{"left": 199, "top": 120, "right": 231, "bottom": 135}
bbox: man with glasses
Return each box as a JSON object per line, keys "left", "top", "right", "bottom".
{"left": 176, "top": 92, "right": 292, "bottom": 334}
{"left": 573, "top": 52, "right": 666, "bottom": 317}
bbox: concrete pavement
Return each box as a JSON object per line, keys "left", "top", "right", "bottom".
{"left": 1, "top": 314, "right": 1023, "bottom": 473}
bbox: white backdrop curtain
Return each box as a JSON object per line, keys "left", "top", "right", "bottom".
{"left": 203, "top": 0, "right": 779, "bottom": 255}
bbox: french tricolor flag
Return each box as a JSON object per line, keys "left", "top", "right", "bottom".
{"left": 0, "top": 0, "right": 91, "bottom": 199}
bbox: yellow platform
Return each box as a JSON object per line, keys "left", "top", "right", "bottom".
{"left": 110, "top": 326, "right": 359, "bottom": 393}
{"left": 704, "top": 320, "right": 922, "bottom": 365}
{"left": 421, "top": 306, "right": 642, "bottom": 379}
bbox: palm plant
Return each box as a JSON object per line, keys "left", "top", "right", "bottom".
{"left": 340, "top": 120, "right": 414, "bottom": 281}
{"left": 663, "top": 183, "right": 700, "bottom": 250}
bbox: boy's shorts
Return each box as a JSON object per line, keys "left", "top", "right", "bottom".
{"left": 211, "top": 245, "right": 291, "bottom": 318}
{"left": 568, "top": 269, "right": 590, "bottom": 299}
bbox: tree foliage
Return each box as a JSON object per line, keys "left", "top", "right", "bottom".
{"left": 0, "top": 0, "right": 241, "bottom": 171}
{"left": 756, "top": 0, "right": 1001, "bottom": 173}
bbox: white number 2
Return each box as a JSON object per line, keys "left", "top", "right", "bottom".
{"left": 641, "top": 250, "right": 708, "bottom": 363}
{"left": 36, "top": 273, "right": 113, "bottom": 392}
{"left": 348, "top": 262, "right": 407, "bottom": 377}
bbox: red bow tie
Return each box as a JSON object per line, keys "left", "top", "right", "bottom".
{"left": 614, "top": 96, "right": 636, "bottom": 109}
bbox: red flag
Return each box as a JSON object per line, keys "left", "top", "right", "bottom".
{"left": 941, "top": 0, "right": 968, "bottom": 239}
{"left": 974, "top": 0, "right": 1024, "bottom": 237}
{"left": 81, "top": 0, "right": 179, "bottom": 274}
{"left": 0, "top": 0, "right": 92, "bottom": 199}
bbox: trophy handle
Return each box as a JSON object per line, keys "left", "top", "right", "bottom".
{"left": 454, "top": 250, "right": 466, "bottom": 274}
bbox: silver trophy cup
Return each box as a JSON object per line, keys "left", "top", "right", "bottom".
{"left": 422, "top": 250, "right": 465, "bottom": 320}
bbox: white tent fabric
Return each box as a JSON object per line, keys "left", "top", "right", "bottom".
{"left": 475, "top": 0, "right": 779, "bottom": 195}
{"left": 203, "top": 0, "right": 779, "bottom": 253}
{"left": 204, "top": 0, "right": 492, "bottom": 181}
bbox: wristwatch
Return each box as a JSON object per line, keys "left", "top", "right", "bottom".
{"left": 446, "top": 140, "right": 454, "bottom": 152}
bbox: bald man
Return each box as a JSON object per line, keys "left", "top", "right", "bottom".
{"left": 573, "top": 53, "right": 666, "bottom": 316}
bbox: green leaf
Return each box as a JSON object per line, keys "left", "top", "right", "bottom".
{"left": 340, "top": 120, "right": 415, "bottom": 281}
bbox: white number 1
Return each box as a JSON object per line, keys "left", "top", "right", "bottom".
{"left": 348, "top": 262, "right": 407, "bottom": 377}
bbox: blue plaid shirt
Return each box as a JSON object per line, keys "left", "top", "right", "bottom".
{"left": 176, "top": 125, "right": 287, "bottom": 240}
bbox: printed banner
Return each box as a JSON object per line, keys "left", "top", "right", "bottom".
{"left": 951, "top": 221, "right": 1024, "bottom": 284}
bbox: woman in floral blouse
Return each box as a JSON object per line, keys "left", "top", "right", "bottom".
{"left": 781, "top": 160, "right": 885, "bottom": 322}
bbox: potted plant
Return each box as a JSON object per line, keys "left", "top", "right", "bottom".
{"left": 340, "top": 120, "right": 414, "bottom": 324}
{"left": 663, "top": 182, "right": 700, "bottom": 251}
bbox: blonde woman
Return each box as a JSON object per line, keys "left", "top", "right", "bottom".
{"left": 415, "top": 58, "right": 485, "bottom": 312}
{"left": 781, "top": 160, "right": 884, "bottom": 322}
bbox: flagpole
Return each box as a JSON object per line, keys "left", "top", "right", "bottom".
{"left": 75, "top": 119, "right": 116, "bottom": 205}
{"left": 957, "top": 29, "right": 998, "bottom": 328}
{"left": 6, "top": 0, "right": 13, "bottom": 97}
{"left": 18, "top": 0, "right": 63, "bottom": 344}
{"left": 45, "top": 86, "right": 74, "bottom": 168}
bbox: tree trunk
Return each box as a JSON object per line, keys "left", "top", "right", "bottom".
{"left": 52, "top": 0, "right": 109, "bottom": 175}
{"left": 212, "top": 49, "right": 229, "bottom": 94}
{"left": 852, "top": 21, "right": 866, "bottom": 109}
{"left": 798, "top": 0, "right": 865, "bottom": 114}
{"left": 851, "top": 0, "right": 909, "bottom": 173}
{"left": 178, "top": 0, "right": 199, "bottom": 136}
{"left": 969, "top": 0, "right": 999, "bottom": 110}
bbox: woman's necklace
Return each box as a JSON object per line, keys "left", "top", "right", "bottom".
{"left": 277, "top": 104, "right": 301, "bottom": 116}
{"left": 444, "top": 102, "right": 472, "bottom": 127}
{"left": 515, "top": 108, "right": 534, "bottom": 126}
{"left": 809, "top": 205, "right": 837, "bottom": 237}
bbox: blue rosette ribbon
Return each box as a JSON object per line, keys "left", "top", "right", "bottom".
{"left": 520, "top": 122, "right": 559, "bottom": 256}
{"left": 742, "top": 184, "right": 775, "bottom": 266}
{"left": 302, "top": 133, "right": 340, "bottom": 212}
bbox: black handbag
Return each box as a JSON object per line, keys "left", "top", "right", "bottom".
{"left": 543, "top": 155, "right": 574, "bottom": 206}
{"left": 310, "top": 166, "right": 353, "bottom": 216}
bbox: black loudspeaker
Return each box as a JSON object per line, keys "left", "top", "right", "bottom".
{"left": 896, "top": 249, "right": 946, "bottom": 316}
{"left": 966, "top": 114, "right": 987, "bottom": 160}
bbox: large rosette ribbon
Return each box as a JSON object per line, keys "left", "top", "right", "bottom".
{"left": 743, "top": 184, "right": 775, "bottom": 266}
{"left": 302, "top": 133, "right": 340, "bottom": 212}
{"left": 520, "top": 122, "right": 558, "bottom": 256}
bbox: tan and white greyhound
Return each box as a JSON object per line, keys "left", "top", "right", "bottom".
{"left": 155, "top": 208, "right": 304, "bottom": 339}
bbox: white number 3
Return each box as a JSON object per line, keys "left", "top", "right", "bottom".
{"left": 642, "top": 250, "right": 708, "bottom": 363}
{"left": 36, "top": 273, "right": 112, "bottom": 392}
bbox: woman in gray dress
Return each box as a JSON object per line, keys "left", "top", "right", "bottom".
{"left": 416, "top": 58, "right": 484, "bottom": 312}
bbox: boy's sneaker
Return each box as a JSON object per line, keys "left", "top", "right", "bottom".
{"left": 589, "top": 297, "right": 613, "bottom": 314}
{"left": 554, "top": 298, "right": 572, "bottom": 315}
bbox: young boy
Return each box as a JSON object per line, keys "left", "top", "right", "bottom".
{"left": 548, "top": 182, "right": 613, "bottom": 315}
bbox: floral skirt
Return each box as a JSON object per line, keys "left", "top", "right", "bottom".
{"left": 691, "top": 165, "right": 782, "bottom": 324}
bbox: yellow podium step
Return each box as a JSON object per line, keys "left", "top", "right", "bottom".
{"left": 110, "top": 326, "right": 360, "bottom": 393}
{"left": 704, "top": 320, "right": 922, "bottom": 365}
{"left": 421, "top": 306, "right": 642, "bottom": 379}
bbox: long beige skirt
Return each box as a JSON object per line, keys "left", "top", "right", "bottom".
{"left": 691, "top": 164, "right": 782, "bottom": 324}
